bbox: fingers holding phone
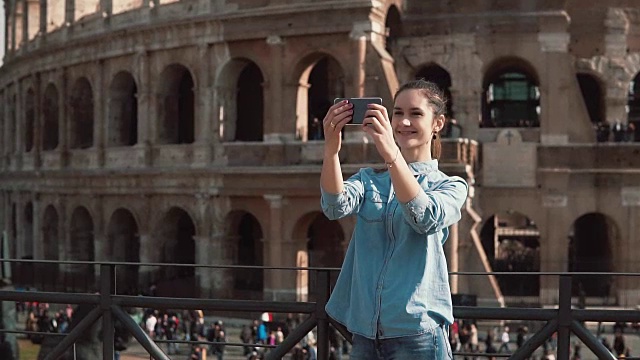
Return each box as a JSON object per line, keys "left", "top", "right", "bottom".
{"left": 323, "top": 100, "right": 353, "bottom": 155}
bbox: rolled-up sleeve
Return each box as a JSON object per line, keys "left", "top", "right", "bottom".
{"left": 321, "top": 171, "right": 365, "bottom": 220}
{"left": 399, "top": 176, "right": 468, "bottom": 235}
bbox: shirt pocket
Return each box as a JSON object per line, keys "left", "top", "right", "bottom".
{"left": 358, "top": 190, "right": 388, "bottom": 223}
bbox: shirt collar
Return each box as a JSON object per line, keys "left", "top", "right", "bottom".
{"left": 408, "top": 159, "right": 439, "bottom": 175}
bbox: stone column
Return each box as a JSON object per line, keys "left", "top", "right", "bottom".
{"left": 264, "top": 35, "right": 289, "bottom": 143}
{"left": 450, "top": 34, "right": 482, "bottom": 141}
{"left": 539, "top": 191, "right": 570, "bottom": 304}
{"left": 21, "top": 0, "right": 28, "bottom": 45}
{"left": 14, "top": 195, "right": 24, "bottom": 259}
{"left": 15, "top": 81, "right": 23, "bottom": 169}
{"left": 39, "top": 0, "right": 46, "bottom": 34}
{"left": 2, "top": 90, "right": 10, "bottom": 168}
{"left": 138, "top": 233, "right": 160, "bottom": 288}
{"left": 343, "top": 30, "right": 367, "bottom": 142}
{"left": 33, "top": 73, "right": 42, "bottom": 168}
{"left": 31, "top": 195, "right": 41, "bottom": 259}
{"left": 94, "top": 60, "right": 105, "bottom": 167}
{"left": 619, "top": 190, "right": 640, "bottom": 306}
{"left": 134, "top": 51, "right": 153, "bottom": 167}
{"left": 60, "top": 68, "right": 69, "bottom": 167}
{"left": 64, "top": 0, "right": 74, "bottom": 24}
{"left": 263, "top": 194, "right": 296, "bottom": 301}
{"left": 206, "top": 233, "right": 235, "bottom": 298}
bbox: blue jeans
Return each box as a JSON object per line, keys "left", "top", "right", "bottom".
{"left": 349, "top": 325, "right": 452, "bottom": 360}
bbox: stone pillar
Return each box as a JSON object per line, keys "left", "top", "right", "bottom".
{"left": 263, "top": 194, "right": 296, "bottom": 301}
{"left": 619, "top": 191, "right": 640, "bottom": 306}
{"left": 138, "top": 233, "right": 160, "bottom": 287}
{"left": 33, "top": 73, "right": 42, "bottom": 168}
{"left": 100, "top": 0, "right": 112, "bottom": 17}
{"left": 2, "top": 90, "right": 10, "bottom": 168}
{"left": 207, "top": 233, "right": 235, "bottom": 298}
{"left": 31, "top": 195, "right": 41, "bottom": 259}
{"left": 60, "top": 68, "right": 69, "bottom": 167}
{"left": 134, "top": 51, "right": 153, "bottom": 167}
{"left": 343, "top": 31, "right": 367, "bottom": 142}
{"left": 21, "top": 0, "right": 28, "bottom": 45}
{"left": 263, "top": 35, "right": 287, "bottom": 142}
{"left": 539, "top": 191, "right": 570, "bottom": 304}
{"left": 538, "top": 31, "right": 573, "bottom": 144}
{"left": 15, "top": 81, "right": 23, "bottom": 169}
{"left": 604, "top": 9, "right": 628, "bottom": 126}
{"left": 14, "top": 195, "right": 24, "bottom": 259}
{"left": 64, "top": 0, "right": 74, "bottom": 24}
{"left": 94, "top": 60, "right": 105, "bottom": 166}
{"left": 39, "top": 0, "right": 46, "bottom": 34}
{"left": 450, "top": 34, "right": 482, "bottom": 141}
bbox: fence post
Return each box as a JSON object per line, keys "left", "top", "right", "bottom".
{"left": 557, "top": 275, "right": 572, "bottom": 359}
{"left": 101, "top": 264, "right": 115, "bottom": 360}
{"left": 316, "top": 269, "right": 331, "bottom": 360}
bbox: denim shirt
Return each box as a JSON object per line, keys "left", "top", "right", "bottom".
{"left": 320, "top": 160, "right": 468, "bottom": 340}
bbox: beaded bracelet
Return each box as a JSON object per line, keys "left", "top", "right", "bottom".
{"left": 385, "top": 148, "right": 399, "bottom": 168}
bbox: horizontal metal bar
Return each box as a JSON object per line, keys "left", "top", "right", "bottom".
{"left": 454, "top": 306, "right": 557, "bottom": 321}
{"left": 0, "top": 290, "right": 100, "bottom": 304}
{"left": 113, "top": 295, "right": 317, "bottom": 313}
{"left": 572, "top": 309, "right": 640, "bottom": 323}
{"left": 0, "top": 329, "right": 65, "bottom": 337}
{"left": 152, "top": 339, "right": 277, "bottom": 349}
{"left": 3, "top": 258, "right": 640, "bottom": 276}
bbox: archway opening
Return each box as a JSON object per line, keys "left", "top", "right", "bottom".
{"left": 482, "top": 58, "right": 540, "bottom": 128}
{"left": 69, "top": 207, "right": 95, "bottom": 291}
{"left": 25, "top": 89, "right": 35, "bottom": 152}
{"left": 385, "top": 5, "right": 403, "bottom": 55}
{"left": 577, "top": 73, "right": 605, "bottom": 126}
{"left": 307, "top": 213, "right": 344, "bottom": 299}
{"left": 480, "top": 212, "right": 540, "bottom": 299}
{"left": 627, "top": 72, "right": 640, "bottom": 141}
{"left": 226, "top": 211, "right": 264, "bottom": 299}
{"left": 107, "top": 208, "right": 140, "bottom": 295}
{"left": 415, "top": 64, "right": 454, "bottom": 120}
{"left": 158, "top": 64, "right": 195, "bottom": 144}
{"left": 42, "top": 84, "right": 60, "bottom": 151}
{"left": 235, "top": 63, "right": 264, "bottom": 141}
{"left": 108, "top": 72, "right": 138, "bottom": 146}
{"left": 154, "top": 207, "right": 196, "bottom": 297}
{"left": 69, "top": 78, "right": 94, "bottom": 149}
{"left": 569, "top": 213, "right": 615, "bottom": 299}
{"left": 295, "top": 55, "right": 345, "bottom": 141}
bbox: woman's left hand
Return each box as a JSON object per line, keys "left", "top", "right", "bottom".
{"left": 362, "top": 103, "right": 398, "bottom": 163}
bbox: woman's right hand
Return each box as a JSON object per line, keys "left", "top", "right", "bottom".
{"left": 323, "top": 100, "right": 353, "bottom": 156}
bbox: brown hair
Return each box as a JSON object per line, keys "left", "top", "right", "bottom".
{"left": 394, "top": 79, "right": 448, "bottom": 159}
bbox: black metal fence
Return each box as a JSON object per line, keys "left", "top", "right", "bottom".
{"left": 0, "top": 259, "right": 639, "bottom": 359}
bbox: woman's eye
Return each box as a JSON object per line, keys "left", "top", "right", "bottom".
{"left": 393, "top": 111, "right": 403, "bottom": 116}
{"left": 411, "top": 112, "right": 422, "bottom": 117}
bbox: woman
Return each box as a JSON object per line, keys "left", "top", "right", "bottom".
{"left": 320, "top": 79, "right": 467, "bottom": 359}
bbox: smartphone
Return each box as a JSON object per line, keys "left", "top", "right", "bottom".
{"left": 334, "top": 97, "right": 383, "bottom": 125}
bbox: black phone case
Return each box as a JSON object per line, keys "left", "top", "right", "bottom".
{"left": 334, "top": 97, "right": 383, "bottom": 124}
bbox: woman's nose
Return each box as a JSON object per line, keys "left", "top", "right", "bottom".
{"left": 401, "top": 118, "right": 411, "bottom": 126}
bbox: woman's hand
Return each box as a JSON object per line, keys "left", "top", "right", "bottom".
{"left": 362, "top": 103, "right": 398, "bottom": 163}
{"left": 323, "top": 100, "right": 353, "bottom": 156}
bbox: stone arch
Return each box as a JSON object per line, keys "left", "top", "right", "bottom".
{"left": 481, "top": 57, "right": 540, "bottom": 128}
{"left": 225, "top": 210, "right": 264, "bottom": 299}
{"left": 157, "top": 64, "right": 195, "bottom": 145}
{"left": 68, "top": 206, "right": 95, "bottom": 290}
{"left": 384, "top": 4, "right": 403, "bottom": 55}
{"left": 568, "top": 213, "right": 617, "bottom": 299}
{"left": 42, "top": 83, "right": 60, "bottom": 151}
{"left": 479, "top": 211, "right": 540, "bottom": 299}
{"left": 415, "top": 63, "right": 454, "bottom": 120}
{"left": 152, "top": 207, "right": 196, "bottom": 296}
{"left": 292, "top": 211, "right": 345, "bottom": 301}
{"left": 215, "top": 58, "right": 265, "bottom": 142}
{"left": 293, "top": 53, "right": 346, "bottom": 141}
{"left": 69, "top": 77, "right": 94, "bottom": 149}
{"left": 106, "top": 208, "right": 140, "bottom": 294}
{"left": 25, "top": 88, "right": 35, "bottom": 152}
{"left": 576, "top": 72, "right": 606, "bottom": 126}
{"left": 108, "top": 71, "right": 138, "bottom": 146}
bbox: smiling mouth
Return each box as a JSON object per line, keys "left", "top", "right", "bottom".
{"left": 397, "top": 130, "right": 418, "bottom": 136}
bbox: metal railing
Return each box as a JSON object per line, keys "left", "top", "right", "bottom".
{"left": 0, "top": 259, "right": 639, "bottom": 359}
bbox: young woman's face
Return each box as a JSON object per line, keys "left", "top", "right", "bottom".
{"left": 391, "top": 89, "right": 443, "bottom": 150}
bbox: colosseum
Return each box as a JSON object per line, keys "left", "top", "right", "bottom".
{"left": 2, "top": 0, "right": 640, "bottom": 307}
